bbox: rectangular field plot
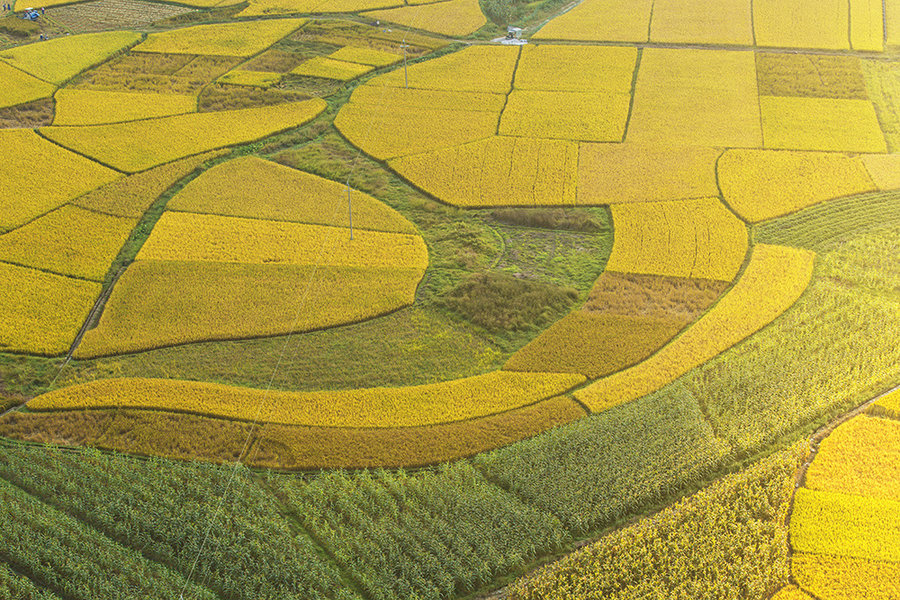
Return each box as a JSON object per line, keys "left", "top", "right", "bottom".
{"left": 533, "top": 0, "right": 653, "bottom": 42}
{"left": 498, "top": 90, "right": 630, "bottom": 142}
{"left": 760, "top": 96, "right": 887, "bottom": 152}
{"left": 53, "top": 89, "right": 196, "bottom": 126}
{"left": 756, "top": 53, "right": 868, "bottom": 100}
{"left": 626, "top": 48, "right": 762, "bottom": 147}
{"left": 890, "top": 0, "right": 900, "bottom": 44}
{"left": 513, "top": 45, "right": 637, "bottom": 93}
{"left": 367, "top": 45, "right": 518, "bottom": 94}
{"left": 135, "top": 19, "right": 305, "bottom": 56}
{"left": 754, "top": 0, "right": 850, "bottom": 49}
{"left": 650, "top": 0, "right": 752, "bottom": 45}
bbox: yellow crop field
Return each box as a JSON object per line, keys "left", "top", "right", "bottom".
{"left": 390, "top": 136, "right": 578, "bottom": 207}
{"left": 167, "top": 156, "right": 417, "bottom": 234}
{"left": 328, "top": 46, "right": 402, "bottom": 67}
{"left": 533, "top": 0, "right": 652, "bottom": 42}
{"left": 0, "top": 206, "right": 136, "bottom": 281}
{"left": 605, "top": 198, "right": 748, "bottom": 281}
{"left": 805, "top": 416, "right": 900, "bottom": 502}
{"left": 851, "top": 0, "right": 885, "bottom": 50}
{"left": 292, "top": 57, "right": 373, "bottom": 81}
{"left": 793, "top": 553, "right": 900, "bottom": 600}
{"left": 0, "top": 31, "right": 141, "bottom": 85}
{"left": 761, "top": 96, "right": 888, "bottom": 153}
{"left": 335, "top": 102, "right": 499, "bottom": 161}
{"left": 790, "top": 487, "right": 900, "bottom": 563}
{"left": 0, "top": 129, "right": 120, "bottom": 232}
{"left": 348, "top": 85, "right": 507, "bottom": 113}
{"left": 75, "top": 151, "right": 225, "bottom": 218}
{"left": 754, "top": 0, "right": 849, "bottom": 50}
{"left": 862, "top": 154, "right": 900, "bottom": 190}
{"left": 217, "top": 70, "right": 283, "bottom": 87}
{"left": 137, "top": 212, "right": 429, "bottom": 270}
{"left": 135, "top": 19, "right": 305, "bottom": 56}
{"left": 627, "top": 48, "right": 762, "bottom": 147}
{"left": 771, "top": 586, "right": 815, "bottom": 600}
{"left": 30, "top": 371, "right": 584, "bottom": 427}
{"left": 585, "top": 272, "right": 728, "bottom": 319}
{"left": 75, "top": 262, "right": 425, "bottom": 357}
{"left": 504, "top": 311, "right": 688, "bottom": 378}
{"left": 576, "top": 244, "right": 815, "bottom": 411}
{"left": 514, "top": 45, "right": 637, "bottom": 93}
{"left": 365, "top": 0, "right": 487, "bottom": 37}
{"left": 366, "top": 45, "right": 518, "bottom": 94}
{"left": 53, "top": 89, "right": 196, "bottom": 126}
{"left": 238, "top": 0, "right": 395, "bottom": 16}
{"left": 872, "top": 388, "right": 900, "bottom": 417}
{"left": 499, "top": 90, "right": 630, "bottom": 142}
{"left": 0, "top": 62, "right": 56, "bottom": 109}
{"left": 0, "top": 262, "right": 100, "bottom": 356}
{"left": 578, "top": 143, "right": 721, "bottom": 204}
{"left": 718, "top": 149, "right": 877, "bottom": 222}
{"left": 41, "top": 99, "right": 326, "bottom": 173}
{"left": 650, "top": 0, "right": 753, "bottom": 45}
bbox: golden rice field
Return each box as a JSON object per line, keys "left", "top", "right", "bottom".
{"left": 328, "top": 46, "right": 402, "bottom": 67}
{"left": 135, "top": 19, "right": 305, "bottom": 56}
{"left": 292, "top": 56, "right": 374, "bottom": 80}
{"left": 28, "top": 371, "right": 584, "bottom": 427}
{"left": 498, "top": 90, "right": 630, "bottom": 142}
{"left": 760, "top": 96, "right": 888, "bottom": 153}
{"left": 532, "top": 0, "right": 653, "bottom": 42}
{"left": 41, "top": 99, "right": 327, "bottom": 172}
{"left": 792, "top": 553, "right": 900, "bottom": 600}
{"left": 52, "top": 89, "right": 197, "bottom": 126}
{"left": 237, "top": 0, "right": 397, "bottom": 17}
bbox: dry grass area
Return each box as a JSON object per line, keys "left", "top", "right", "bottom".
{"left": 0, "top": 97, "right": 54, "bottom": 128}
{"left": 584, "top": 271, "right": 728, "bottom": 319}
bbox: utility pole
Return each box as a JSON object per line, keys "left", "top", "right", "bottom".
{"left": 401, "top": 43, "right": 410, "bottom": 88}
{"left": 346, "top": 180, "right": 353, "bottom": 240}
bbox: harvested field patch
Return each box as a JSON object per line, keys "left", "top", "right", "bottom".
{"left": 367, "top": 45, "right": 518, "bottom": 94}
{"left": 216, "top": 70, "right": 282, "bottom": 87}
{"left": 327, "top": 46, "right": 401, "bottom": 67}
{"left": 584, "top": 271, "right": 728, "bottom": 319}
{"left": 0, "top": 129, "right": 120, "bottom": 232}
{"left": 805, "top": 416, "right": 900, "bottom": 502}
{"left": 606, "top": 198, "right": 748, "bottom": 281}
{"left": 533, "top": 0, "right": 652, "bottom": 42}
{"left": 760, "top": 96, "right": 887, "bottom": 153}
{"left": 0, "top": 262, "right": 100, "bottom": 356}
{"left": 0, "top": 61, "right": 56, "bottom": 109}
{"left": 499, "top": 90, "right": 630, "bottom": 142}
{"left": 576, "top": 244, "right": 815, "bottom": 412}
{"left": 0, "top": 97, "right": 53, "bottom": 129}
{"left": 577, "top": 143, "right": 721, "bottom": 204}
{"left": 650, "top": 0, "right": 753, "bottom": 45}
{"left": 390, "top": 136, "right": 578, "bottom": 206}
{"left": 790, "top": 487, "right": 900, "bottom": 563}
{"left": 0, "top": 31, "right": 140, "bottom": 85}
{"left": 0, "top": 205, "right": 135, "bottom": 281}
{"left": 137, "top": 213, "right": 428, "bottom": 269}
{"left": 41, "top": 99, "right": 326, "bottom": 172}
{"left": 135, "top": 19, "right": 305, "bottom": 57}
{"left": 52, "top": 89, "right": 196, "bottom": 125}
{"left": 198, "top": 84, "right": 310, "bottom": 111}
{"left": 167, "top": 156, "right": 417, "bottom": 233}
{"left": 75, "top": 261, "right": 424, "bottom": 356}
{"left": 514, "top": 45, "right": 637, "bottom": 93}
{"left": 50, "top": 0, "right": 194, "bottom": 34}
{"left": 627, "top": 48, "right": 762, "bottom": 147}
{"left": 74, "top": 150, "right": 224, "bottom": 218}
{"left": 0, "top": 401, "right": 584, "bottom": 468}
{"left": 29, "top": 371, "right": 584, "bottom": 427}
{"left": 504, "top": 311, "right": 688, "bottom": 378}
{"left": 754, "top": 0, "right": 849, "bottom": 49}
{"left": 718, "top": 149, "right": 877, "bottom": 223}
{"left": 793, "top": 553, "right": 900, "bottom": 600}
{"left": 291, "top": 56, "right": 372, "bottom": 80}
{"left": 756, "top": 53, "right": 868, "bottom": 100}
{"left": 364, "top": 0, "right": 487, "bottom": 37}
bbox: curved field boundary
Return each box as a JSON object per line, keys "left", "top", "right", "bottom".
{"left": 575, "top": 244, "right": 815, "bottom": 412}
{"left": 0, "top": 395, "right": 586, "bottom": 468}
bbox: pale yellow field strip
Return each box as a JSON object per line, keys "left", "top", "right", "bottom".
{"left": 137, "top": 212, "right": 429, "bottom": 270}
{"left": 626, "top": 48, "right": 762, "bottom": 148}
{"left": 754, "top": 0, "right": 850, "bottom": 50}
{"left": 28, "top": 371, "right": 586, "bottom": 428}
{"left": 862, "top": 154, "right": 900, "bottom": 189}
{"left": 533, "top": 0, "right": 653, "bottom": 42}
{"left": 850, "top": 0, "right": 886, "bottom": 50}
{"left": 364, "top": 0, "right": 487, "bottom": 37}
{"left": 498, "top": 90, "right": 630, "bottom": 142}
{"left": 719, "top": 149, "right": 877, "bottom": 222}
{"left": 605, "top": 198, "right": 748, "bottom": 281}
{"left": 239, "top": 0, "right": 396, "bottom": 17}
{"left": 0, "top": 130, "right": 121, "bottom": 232}
{"left": 578, "top": 143, "right": 721, "bottom": 204}
{"left": 760, "top": 96, "right": 888, "bottom": 153}
{"left": 135, "top": 19, "right": 305, "bottom": 56}
{"left": 576, "top": 245, "right": 815, "bottom": 412}
{"left": 0, "top": 262, "right": 100, "bottom": 356}
{"left": 53, "top": 90, "right": 197, "bottom": 126}
{"left": 888, "top": 0, "right": 900, "bottom": 45}
{"left": 650, "top": 0, "right": 753, "bottom": 46}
